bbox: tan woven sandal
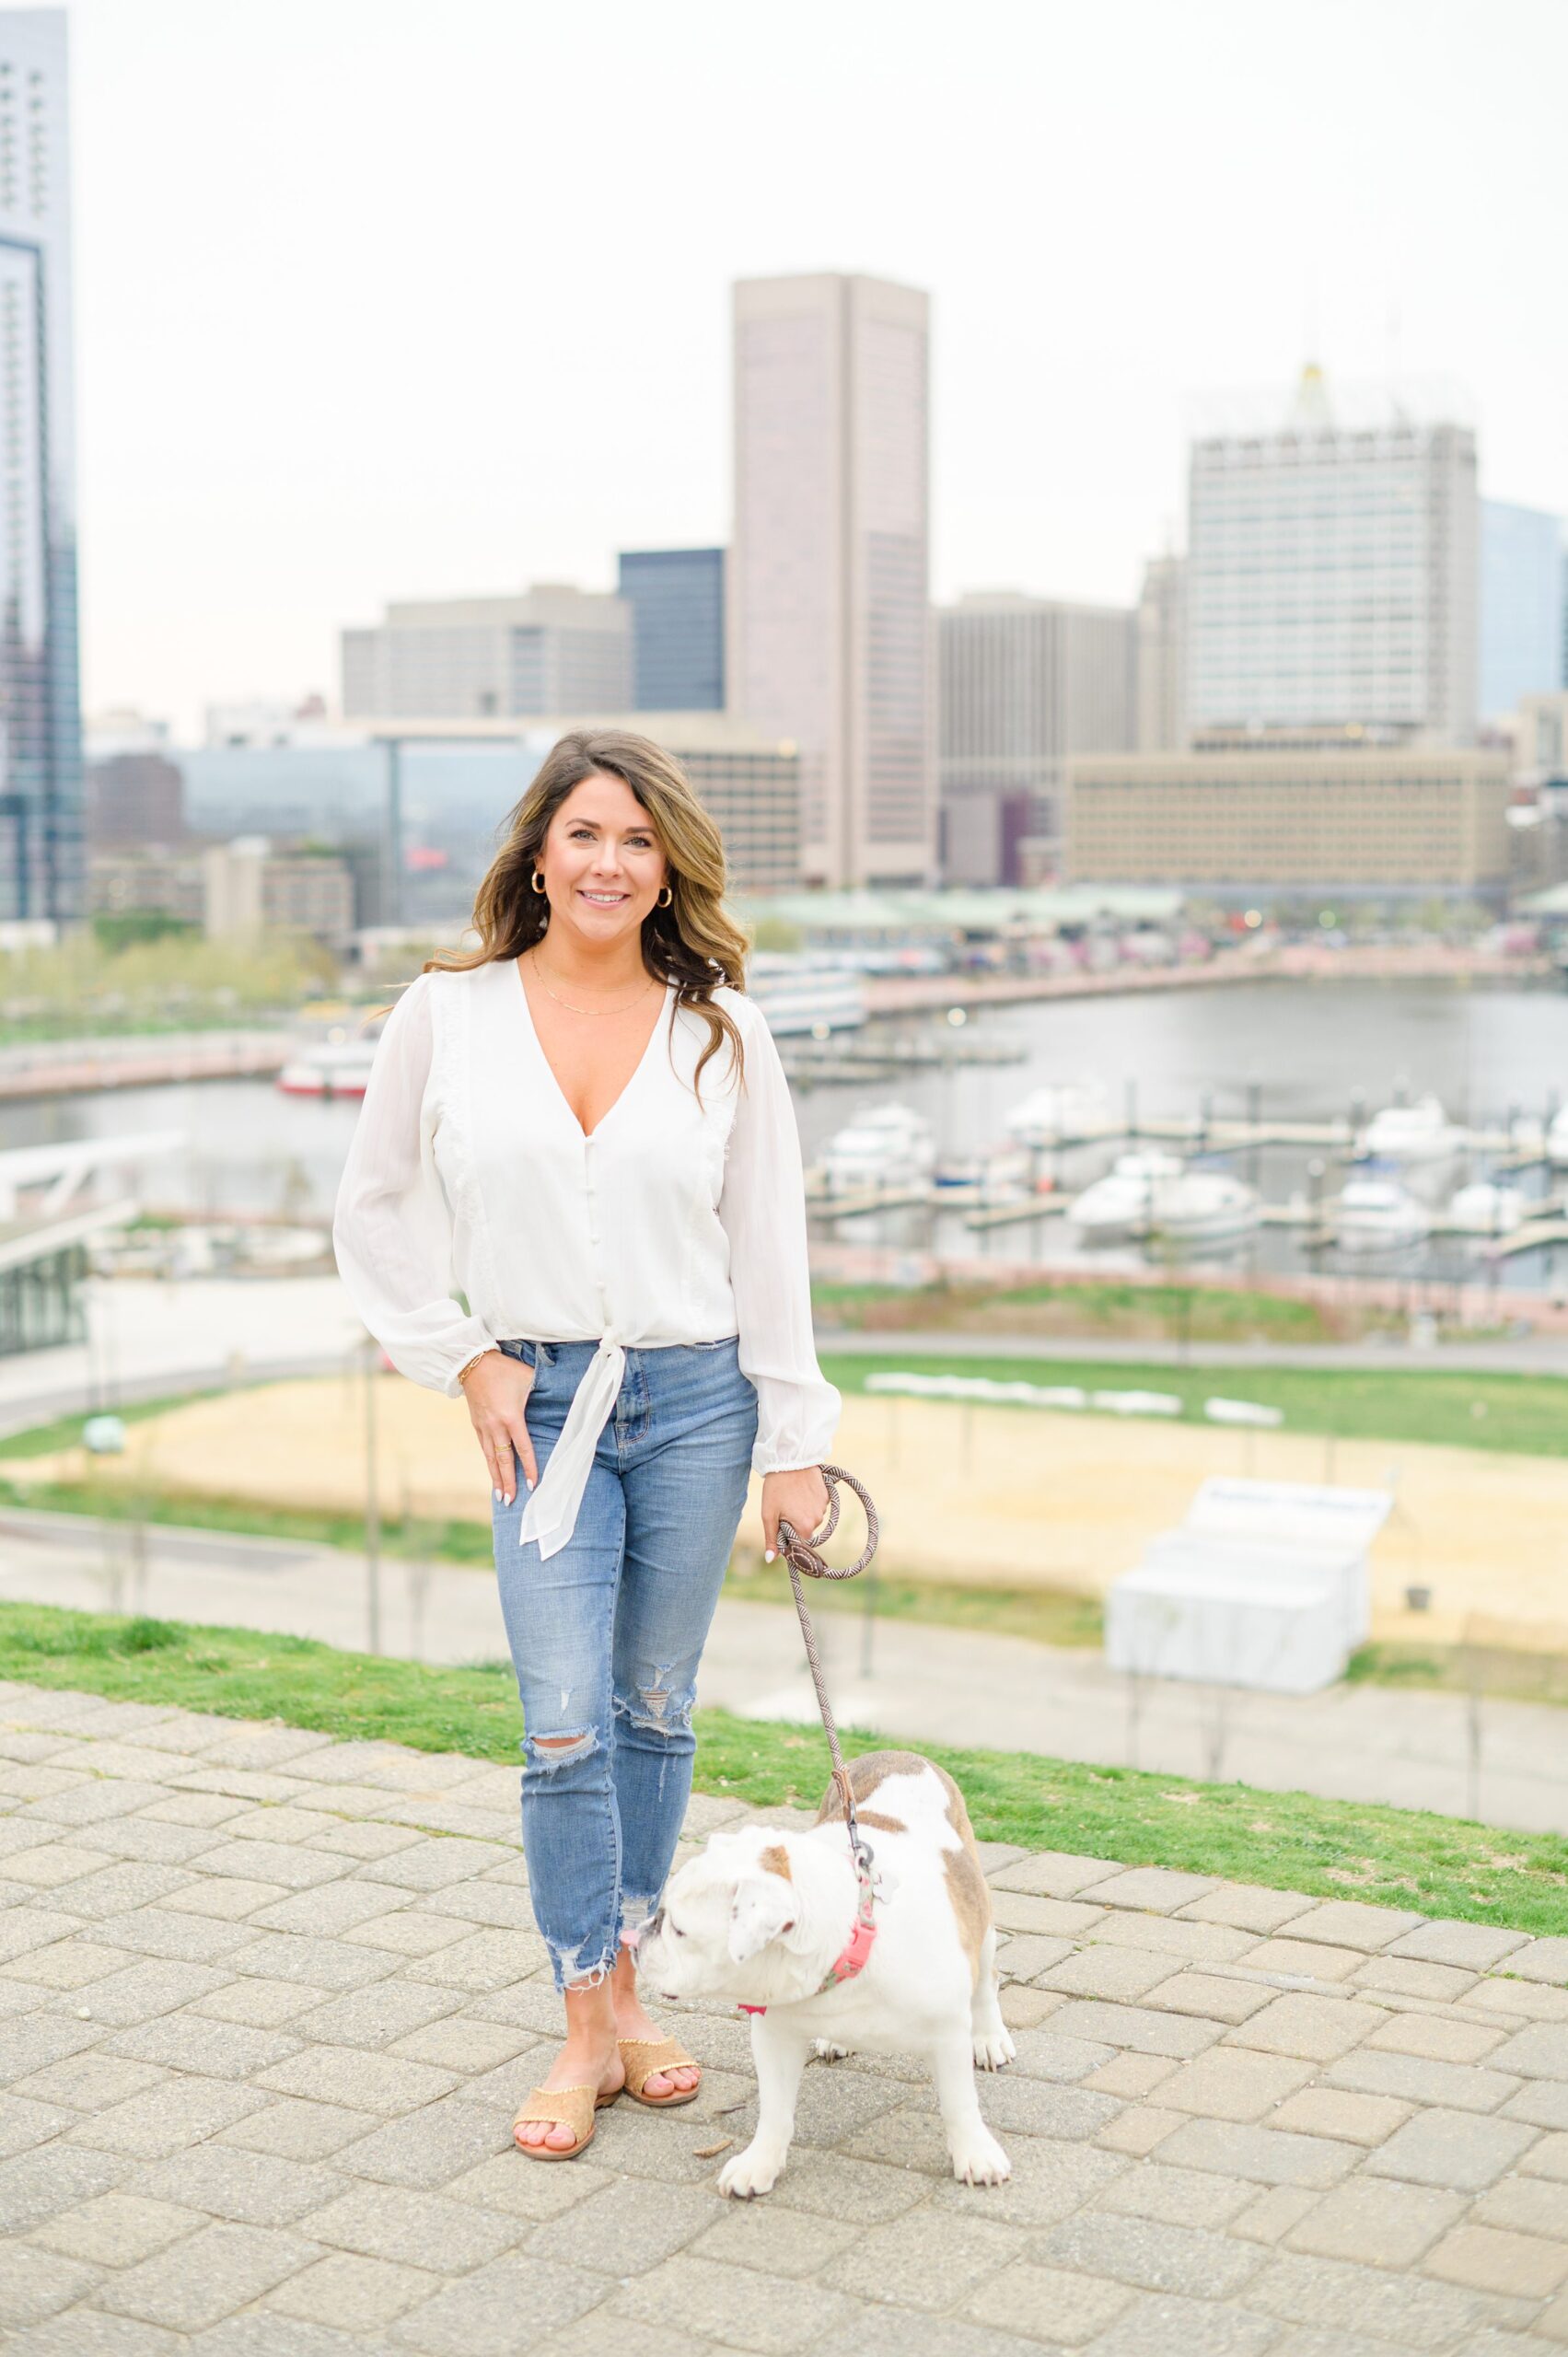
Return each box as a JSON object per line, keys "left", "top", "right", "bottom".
{"left": 617, "top": 2034, "right": 701, "bottom": 2109}
{"left": 512, "top": 2082, "right": 619, "bottom": 2161}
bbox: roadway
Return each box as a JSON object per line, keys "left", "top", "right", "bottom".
{"left": 4, "top": 1275, "right": 1566, "bottom": 1840}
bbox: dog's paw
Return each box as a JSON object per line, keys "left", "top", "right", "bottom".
{"left": 973, "top": 2026, "right": 1016, "bottom": 2071}
{"left": 813, "top": 2039, "right": 853, "bottom": 2063}
{"left": 718, "top": 2142, "right": 784, "bottom": 2200}
{"left": 950, "top": 2131, "right": 1012, "bottom": 2188}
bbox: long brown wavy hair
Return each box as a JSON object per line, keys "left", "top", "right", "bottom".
{"left": 424, "top": 729, "right": 750, "bottom": 1096}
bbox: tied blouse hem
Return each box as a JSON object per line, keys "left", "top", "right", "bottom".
{"left": 331, "top": 961, "right": 841, "bottom": 1559}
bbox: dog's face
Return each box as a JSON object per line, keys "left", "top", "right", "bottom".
{"left": 637, "top": 1829, "right": 811, "bottom": 2004}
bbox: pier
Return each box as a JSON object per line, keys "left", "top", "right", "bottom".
{"left": 0, "top": 1030, "right": 291, "bottom": 1102}
{"left": 807, "top": 1173, "right": 1568, "bottom": 1257}
{"left": 777, "top": 1029, "right": 1027, "bottom": 1084}
{"left": 861, "top": 940, "right": 1551, "bottom": 1018}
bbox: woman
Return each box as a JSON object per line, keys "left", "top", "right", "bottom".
{"left": 332, "top": 729, "right": 838, "bottom": 2161}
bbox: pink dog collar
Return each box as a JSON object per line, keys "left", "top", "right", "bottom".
{"left": 738, "top": 1862, "right": 878, "bottom": 2018}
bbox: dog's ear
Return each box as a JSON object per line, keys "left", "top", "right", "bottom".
{"left": 727, "top": 1864, "right": 797, "bottom": 1964}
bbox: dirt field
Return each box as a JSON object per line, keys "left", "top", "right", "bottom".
{"left": 23, "top": 1375, "right": 1568, "bottom": 1653}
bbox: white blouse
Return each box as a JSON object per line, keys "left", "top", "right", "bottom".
{"left": 331, "top": 957, "right": 841, "bottom": 1560}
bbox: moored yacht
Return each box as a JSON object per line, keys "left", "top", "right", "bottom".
{"left": 932, "top": 1144, "right": 1034, "bottom": 1200}
{"left": 1330, "top": 1177, "right": 1432, "bottom": 1250}
{"left": 1069, "top": 1152, "right": 1259, "bottom": 1243}
{"left": 1004, "top": 1081, "right": 1112, "bottom": 1147}
{"left": 1360, "top": 1097, "right": 1461, "bottom": 1164}
{"left": 276, "top": 1039, "right": 378, "bottom": 1099}
{"left": 817, "top": 1103, "right": 935, "bottom": 1192}
{"left": 1447, "top": 1179, "right": 1528, "bottom": 1237}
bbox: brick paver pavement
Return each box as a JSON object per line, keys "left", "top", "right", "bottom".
{"left": 0, "top": 1681, "right": 1566, "bottom": 2354}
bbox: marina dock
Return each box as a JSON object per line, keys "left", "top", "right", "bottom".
{"left": 0, "top": 1031, "right": 291, "bottom": 1102}
{"left": 807, "top": 1172, "right": 1568, "bottom": 1257}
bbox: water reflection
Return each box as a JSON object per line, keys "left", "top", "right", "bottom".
{"left": 2, "top": 978, "right": 1566, "bottom": 1291}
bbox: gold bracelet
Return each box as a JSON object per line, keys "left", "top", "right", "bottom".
{"left": 455, "top": 1348, "right": 495, "bottom": 1389}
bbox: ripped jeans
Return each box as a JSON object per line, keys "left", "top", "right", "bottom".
{"left": 493, "top": 1335, "right": 758, "bottom": 1991}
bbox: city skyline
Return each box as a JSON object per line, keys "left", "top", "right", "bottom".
{"left": 61, "top": 0, "right": 1568, "bottom": 733}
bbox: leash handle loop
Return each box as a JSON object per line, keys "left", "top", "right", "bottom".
{"left": 774, "top": 1462, "right": 879, "bottom": 1583}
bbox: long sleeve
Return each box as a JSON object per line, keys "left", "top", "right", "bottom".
{"left": 331, "top": 975, "right": 494, "bottom": 1397}
{"left": 718, "top": 1003, "right": 841, "bottom": 1474}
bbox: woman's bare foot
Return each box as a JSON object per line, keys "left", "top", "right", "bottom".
{"left": 515, "top": 1981, "right": 624, "bottom": 2153}
{"left": 612, "top": 1939, "right": 699, "bottom": 2101}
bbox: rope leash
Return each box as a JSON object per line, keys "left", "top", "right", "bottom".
{"left": 773, "top": 1465, "right": 881, "bottom": 1901}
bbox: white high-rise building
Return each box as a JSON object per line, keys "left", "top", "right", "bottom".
{"left": 342, "top": 585, "right": 632, "bottom": 722}
{"left": 1187, "top": 368, "right": 1478, "bottom": 746}
{"left": 730, "top": 272, "right": 933, "bottom": 888}
{"left": 937, "top": 594, "right": 1136, "bottom": 884}
{"left": 0, "top": 12, "right": 80, "bottom": 922}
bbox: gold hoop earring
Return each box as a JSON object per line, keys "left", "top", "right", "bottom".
{"left": 656, "top": 884, "right": 674, "bottom": 909}
{"left": 530, "top": 871, "right": 546, "bottom": 895}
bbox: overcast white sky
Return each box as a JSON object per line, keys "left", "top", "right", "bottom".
{"left": 69, "top": 0, "right": 1567, "bottom": 735}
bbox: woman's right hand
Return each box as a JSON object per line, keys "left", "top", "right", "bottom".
{"left": 461, "top": 1352, "right": 539, "bottom": 1505}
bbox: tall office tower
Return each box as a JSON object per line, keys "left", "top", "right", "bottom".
{"left": 936, "top": 593, "right": 1135, "bottom": 885}
{"left": 618, "top": 548, "right": 725, "bottom": 711}
{"left": 730, "top": 272, "right": 933, "bottom": 887}
{"left": 341, "top": 585, "right": 632, "bottom": 720}
{"left": 0, "top": 13, "right": 80, "bottom": 922}
{"left": 1135, "top": 556, "right": 1186, "bottom": 752}
{"left": 1187, "top": 367, "right": 1478, "bottom": 746}
{"left": 1477, "top": 499, "right": 1564, "bottom": 723}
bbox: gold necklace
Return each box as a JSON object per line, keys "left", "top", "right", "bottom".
{"left": 528, "top": 951, "right": 658, "bottom": 1019}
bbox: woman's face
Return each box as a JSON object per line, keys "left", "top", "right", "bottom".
{"left": 537, "top": 772, "right": 669, "bottom": 949}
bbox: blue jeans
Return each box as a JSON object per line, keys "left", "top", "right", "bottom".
{"left": 492, "top": 1335, "right": 758, "bottom": 1991}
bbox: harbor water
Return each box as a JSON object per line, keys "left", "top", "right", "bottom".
{"left": 6, "top": 977, "right": 1568, "bottom": 1290}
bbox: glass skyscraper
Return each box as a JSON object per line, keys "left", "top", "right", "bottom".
{"left": 1477, "top": 498, "right": 1563, "bottom": 723}
{"left": 617, "top": 548, "right": 725, "bottom": 711}
{"left": 0, "top": 12, "right": 80, "bottom": 923}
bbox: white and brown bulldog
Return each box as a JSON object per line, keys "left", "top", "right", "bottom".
{"left": 636, "top": 1748, "right": 1013, "bottom": 2197}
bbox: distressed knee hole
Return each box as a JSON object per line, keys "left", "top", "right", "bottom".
{"left": 615, "top": 1683, "right": 692, "bottom": 1739}
{"left": 524, "top": 1726, "right": 597, "bottom": 1771}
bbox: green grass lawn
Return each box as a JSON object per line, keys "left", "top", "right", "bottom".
{"left": 0, "top": 1392, "right": 224, "bottom": 1461}
{"left": 726, "top": 1554, "right": 1103, "bottom": 1649}
{"left": 823, "top": 1351, "right": 1568, "bottom": 1460}
{"left": 815, "top": 1279, "right": 1340, "bottom": 1345}
{"left": 1, "top": 1600, "right": 1565, "bottom": 1941}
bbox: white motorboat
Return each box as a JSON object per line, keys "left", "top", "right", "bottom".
{"left": 1069, "top": 1149, "right": 1184, "bottom": 1238}
{"left": 1330, "top": 1177, "right": 1432, "bottom": 1250}
{"left": 932, "top": 1144, "right": 1033, "bottom": 1201}
{"left": 1005, "top": 1081, "right": 1111, "bottom": 1147}
{"left": 1447, "top": 1180, "right": 1528, "bottom": 1237}
{"left": 817, "top": 1103, "right": 935, "bottom": 1193}
{"left": 1069, "top": 1152, "right": 1260, "bottom": 1244}
{"left": 276, "top": 1039, "right": 377, "bottom": 1099}
{"left": 1361, "top": 1097, "right": 1461, "bottom": 1164}
{"left": 1150, "top": 1170, "right": 1263, "bottom": 1241}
